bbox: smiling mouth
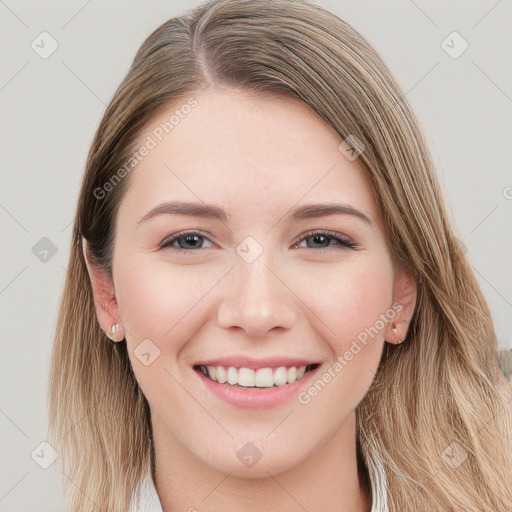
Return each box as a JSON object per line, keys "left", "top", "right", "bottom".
{"left": 194, "top": 363, "right": 320, "bottom": 388}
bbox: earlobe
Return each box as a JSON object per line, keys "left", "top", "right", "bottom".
{"left": 82, "top": 237, "right": 123, "bottom": 337}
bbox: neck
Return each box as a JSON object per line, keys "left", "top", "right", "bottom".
{"left": 151, "top": 411, "right": 371, "bottom": 512}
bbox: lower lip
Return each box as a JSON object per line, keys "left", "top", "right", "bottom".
{"left": 195, "top": 366, "right": 321, "bottom": 409}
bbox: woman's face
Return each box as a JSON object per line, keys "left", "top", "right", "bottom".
{"left": 92, "top": 89, "right": 415, "bottom": 477}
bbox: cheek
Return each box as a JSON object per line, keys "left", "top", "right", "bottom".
{"left": 112, "top": 257, "right": 215, "bottom": 402}
{"left": 293, "top": 261, "right": 393, "bottom": 419}
{"left": 301, "top": 257, "right": 394, "bottom": 353}
{"left": 114, "top": 256, "right": 216, "bottom": 341}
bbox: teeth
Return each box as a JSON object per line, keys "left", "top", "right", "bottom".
{"left": 238, "top": 367, "right": 255, "bottom": 387}
{"left": 215, "top": 365, "right": 227, "bottom": 383}
{"left": 255, "top": 368, "right": 273, "bottom": 387}
{"left": 199, "top": 364, "right": 310, "bottom": 388}
{"left": 227, "top": 366, "right": 238, "bottom": 385}
{"left": 273, "top": 366, "right": 287, "bottom": 386}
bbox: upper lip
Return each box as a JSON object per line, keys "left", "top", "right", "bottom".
{"left": 194, "top": 355, "right": 320, "bottom": 369}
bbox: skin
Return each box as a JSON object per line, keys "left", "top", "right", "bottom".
{"left": 85, "top": 88, "right": 417, "bottom": 512}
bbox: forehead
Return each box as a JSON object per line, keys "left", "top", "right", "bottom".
{"left": 118, "top": 89, "right": 379, "bottom": 227}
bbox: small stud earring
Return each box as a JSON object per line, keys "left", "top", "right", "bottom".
{"left": 106, "top": 323, "right": 123, "bottom": 342}
{"left": 390, "top": 324, "right": 405, "bottom": 345}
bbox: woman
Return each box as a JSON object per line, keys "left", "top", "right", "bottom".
{"left": 47, "top": 0, "right": 512, "bottom": 510}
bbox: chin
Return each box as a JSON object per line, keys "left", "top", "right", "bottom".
{"left": 198, "top": 440, "right": 307, "bottom": 479}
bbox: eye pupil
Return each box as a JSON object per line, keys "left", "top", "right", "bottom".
{"left": 179, "top": 234, "right": 202, "bottom": 249}
{"left": 309, "top": 234, "right": 329, "bottom": 248}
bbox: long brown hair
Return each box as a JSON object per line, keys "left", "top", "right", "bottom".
{"left": 47, "top": 0, "right": 512, "bottom": 510}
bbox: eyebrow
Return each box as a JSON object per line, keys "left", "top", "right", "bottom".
{"left": 137, "top": 201, "right": 373, "bottom": 226}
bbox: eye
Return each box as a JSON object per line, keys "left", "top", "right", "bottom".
{"left": 294, "top": 230, "right": 358, "bottom": 251}
{"left": 159, "top": 230, "right": 214, "bottom": 251}
{"left": 159, "top": 229, "right": 358, "bottom": 252}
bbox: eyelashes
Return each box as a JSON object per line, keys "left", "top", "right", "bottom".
{"left": 160, "top": 230, "right": 211, "bottom": 251}
{"left": 295, "top": 229, "right": 358, "bottom": 250}
{"left": 159, "top": 229, "right": 358, "bottom": 252}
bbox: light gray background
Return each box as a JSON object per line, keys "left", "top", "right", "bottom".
{"left": 1, "top": 1, "right": 511, "bottom": 510}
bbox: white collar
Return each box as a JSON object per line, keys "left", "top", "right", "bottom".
{"left": 130, "top": 458, "right": 388, "bottom": 512}
{"left": 129, "top": 473, "right": 163, "bottom": 512}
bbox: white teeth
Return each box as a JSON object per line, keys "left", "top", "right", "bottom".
{"left": 255, "top": 368, "right": 274, "bottom": 387}
{"left": 227, "top": 366, "right": 238, "bottom": 385}
{"left": 206, "top": 366, "right": 216, "bottom": 380}
{"left": 287, "top": 366, "right": 297, "bottom": 384}
{"left": 273, "top": 366, "right": 287, "bottom": 386}
{"left": 216, "top": 365, "right": 227, "bottom": 383}
{"left": 199, "top": 364, "right": 310, "bottom": 388}
{"left": 238, "top": 367, "right": 255, "bottom": 387}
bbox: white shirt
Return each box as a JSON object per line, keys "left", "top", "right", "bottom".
{"left": 129, "top": 474, "right": 163, "bottom": 512}
{"left": 130, "top": 458, "right": 389, "bottom": 512}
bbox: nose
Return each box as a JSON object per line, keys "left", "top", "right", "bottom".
{"left": 216, "top": 247, "right": 299, "bottom": 338}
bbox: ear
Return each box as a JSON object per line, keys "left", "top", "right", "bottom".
{"left": 385, "top": 266, "right": 417, "bottom": 344}
{"left": 82, "top": 237, "right": 124, "bottom": 339}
